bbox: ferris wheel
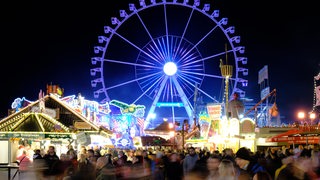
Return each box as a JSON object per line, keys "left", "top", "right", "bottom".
{"left": 90, "top": 0, "right": 248, "bottom": 128}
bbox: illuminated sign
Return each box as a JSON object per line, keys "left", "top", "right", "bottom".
{"left": 156, "top": 102, "right": 184, "bottom": 107}
{"left": 44, "top": 134, "right": 72, "bottom": 139}
{"left": 207, "top": 104, "right": 222, "bottom": 120}
{"left": 110, "top": 100, "right": 145, "bottom": 115}
{"left": 0, "top": 133, "right": 72, "bottom": 139}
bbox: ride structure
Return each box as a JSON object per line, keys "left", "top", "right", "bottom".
{"left": 90, "top": 0, "right": 249, "bottom": 129}
{"left": 220, "top": 44, "right": 233, "bottom": 118}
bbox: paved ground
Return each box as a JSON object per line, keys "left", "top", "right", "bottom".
{"left": 0, "top": 168, "right": 19, "bottom": 180}
{"left": 0, "top": 168, "right": 38, "bottom": 180}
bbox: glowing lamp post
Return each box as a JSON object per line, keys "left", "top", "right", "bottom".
{"left": 297, "top": 111, "right": 317, "bottom": 146}
{"left": 168, "top": 122, "right": 174, "bottom": 129}
{"left": 297, "top": 111, "right": 316, "bottom": 126}
{"left": 310, "top": 112, "right": 316, "bottom": 121}
{"left": 168, "top": 122, "right": 175, "bottom": 149}
{"left": 297, "top": 111, "right": 306, "bottom": 120}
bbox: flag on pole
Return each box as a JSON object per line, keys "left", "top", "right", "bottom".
{"left": 315, "top": 73, "right": 320, "bottom": 81}
{"left": 315, "top": 73, "right": 320, "bottom": 107}
{"left": 316, "top": 86, "right": 320, "bottom": 107}
{"left": 38, "top": 89, "right": 45, "bottom": 112}
{"left": 137, "top": 117, "right": 145, "bottom": 135}
{"left": 258, "top": 65, "right": 268, "bottom": 84}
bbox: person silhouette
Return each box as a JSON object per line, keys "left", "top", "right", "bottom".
{"left": 227, "top": 92, "right": 245, "bottom": 119}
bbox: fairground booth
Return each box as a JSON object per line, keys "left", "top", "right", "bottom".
{"left": 0, "top": 85, "right": 146, "bottom": 163}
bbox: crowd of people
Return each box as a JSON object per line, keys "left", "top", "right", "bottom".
{"left": 13, "top": 143, "right": 320, "bottom": 180}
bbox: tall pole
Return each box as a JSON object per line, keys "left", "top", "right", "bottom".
{"left": 182, "top": 123, "right": 185, "bottom": 151}
{"left": 220, "top": 44, "right": 233, "bottom": 118}
{"left": 225, "top": 77, "right": 230, "bottom": 117}
{"left": 193, "top": 83, "right": 198, "bottom": 120}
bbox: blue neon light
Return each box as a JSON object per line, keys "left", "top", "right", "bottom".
{"left": 156, "top": 102, "right": 184, "bottom": 107}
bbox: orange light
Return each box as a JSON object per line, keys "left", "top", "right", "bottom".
{"left": 168, "top": 123, "right": 174, "bottom": 129}
{"left": 297, "top": 112, "right": 305, "bottom": 119}
{"left": 310, "top": 112, "right": 316, "bottom": 120}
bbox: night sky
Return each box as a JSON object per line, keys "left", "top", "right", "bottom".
{"left": 1, "top": 0, "right": 319, "bottom": 122}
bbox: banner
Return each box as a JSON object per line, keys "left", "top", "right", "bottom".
{"left": 258, "top": 65, "right": 268, "bottom": 84}
{"left": 198, "top": 115, "right": 211, "bottom": 139}
{"left": 315, "top": 73, "right": 320, "bottom": 107}
{"left": 316, "top": 86, "right": 320, "bottom": 107}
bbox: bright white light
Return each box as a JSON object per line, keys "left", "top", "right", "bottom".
{"left": 297, "top": 112, "right": 305, "bottom": 119}
{"left": 163, "top": 62, "right": 177, "bottom": 76}
{"left": 310, "top": 112, "right": 316, "bottom": 120}
{"left": 150, "top": 113, "right": 156, "bottom": 119}
{"left": 169, "top": 123, "right": 174, "bottom": 129}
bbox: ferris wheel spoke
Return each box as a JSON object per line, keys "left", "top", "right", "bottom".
{"left": 161, "top": 81, "right": 169, "bottom": 101}
{"left": 146, "top": 76, "right": 169, "bottom": 122}
{"left": 180, "top": 63, "right": 204, "bottom": 72}
{"left": 136, "top": 57, "right": 159, "bottom": 67}
{"left": 164, "top": 78, "right": 177, "bottom": 102}
{"left": 132, "top": 74, "right": 165, "bottom": 104}
{"left": 169, "top": 78, "right": 174, "bottom": 101}
{"left": 178, "top": 74, "right": 219, "bottom": 103}
{"left": 134, "top": 9, "right": 165, "bottom": 62}
{"left": 173, "top": 8, "right": 195, "bottom": 60}
{"left": 179, "top": 71, "right": 204, "bottom": 82}
{"left": 228, "top": 78, "right": 241, "bottom": 88}
{"left": 145, "top": 46, "right": 165, "bottom": 65}
{"left": 113, "top": 31, "right": 160, "bottom": 62}
{"left": 179, "top": 51, "right": 200, "bottom": 65}
{"left": 181, "top": 70, "right": 224, "bottom": 79}
{"left": 106, "top": 71, "right": 162, "bottom": 91}
{"left": 138, "top": 73, "right": 163, "bottom": 90}
{"left": 178, "top": 73, "right": 203, "bottom": 96}
{"left": 163, "top": 4, "right": 170, "bottom": 59}
{"left": 177, "top": 25, "right": 219, "bottom": 64}
{"left": 104, "top": 58, "right": 162, "bottom": 69}
{"left": 144, "top": 38, "right": 168, "bottom": 64}
{"left": 158, "top": 38, "right": 169, "bottom": 62}
{"left": 171, "top": 76, "right": 194, "bottom": 119}
{"left": 169, "top": 37, "right": 176, "bottom": 61}
{"left": 176, "top": 79, "right": 195, "bottom": 97}
{"left": 182, "top": 50, "right": 226, "bottom": 67}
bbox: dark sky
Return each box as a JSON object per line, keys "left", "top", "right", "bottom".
{"left": 1, "top": 0, "right": 319, "bottom": 122}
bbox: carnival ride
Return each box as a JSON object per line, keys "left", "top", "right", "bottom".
{"left": 90, "top": 0, "right": 249, "bottom": 129}
{"left": 244, "top": 88, "right": 278, "bottom": 127}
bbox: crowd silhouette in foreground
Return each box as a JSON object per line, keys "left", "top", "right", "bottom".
{"left": 14, "top": 143, "right": 320, "bottom": 180}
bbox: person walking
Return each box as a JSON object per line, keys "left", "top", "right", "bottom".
{"left": 16, "top": 150, "right": 32, "bottom": 178}
{"left": 166, "top": 152, "right": 183, "bottom": 180}
{"left": 206, "top": 154, "right": 221, "bottom": 180}
{"left": 235, "top": 147, "right": 266, "bottom": 179}
{"left": 43, "top": 145, "right": 61, "bottom": 179}
{"left": 218, "top": 159, "right": 237, "bottom": 180}
{"left": 183, "top": 147, "right": 199, "bottom": 176}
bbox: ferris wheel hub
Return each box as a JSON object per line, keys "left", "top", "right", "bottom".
{"left": 163, "top": 62, "right": 177, "bottom": 76}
